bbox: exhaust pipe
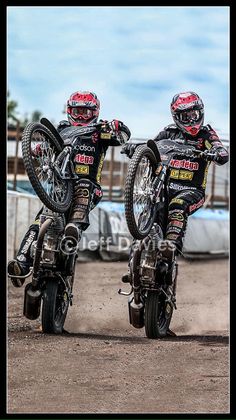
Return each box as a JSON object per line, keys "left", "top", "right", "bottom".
{"left": 23, "top": 283, "right": 42, "bottom": 320}
{"left": 127, "top": 238, "right": 149, "bottom": 329}
{"left": 23, "top": 217, "right": 53, "bottom": 320}
{"left": 128, "top": 295, "right": 144, "bottom": 328}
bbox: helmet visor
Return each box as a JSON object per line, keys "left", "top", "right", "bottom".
{"left": 70, "top": 107, "right": 93, "bottom": 120}
{"left": 178, "top": 109, "right": 201, "bottom": 125}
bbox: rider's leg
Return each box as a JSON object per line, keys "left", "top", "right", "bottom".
{"left": 121, "top": 238, "right": 139, "bottom": 283}
{"left": 121, "top": 202, "right": 165, "bottom": 283}
{"left": 159, "top": 188, "right": 205, "bottom": 263}
{"left": 8, "top": 207, "right": 43, "bottom": 286}
{"left": 64, "top": 179, "right": 103, "bottom": 240}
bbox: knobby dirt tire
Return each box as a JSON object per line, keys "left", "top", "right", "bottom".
{"left": 144, "top": 290, "right": 173, "bottom": 339}
{"left": 125, "top": 145, "right": 157, "bottom": 239}
{"left": 22, "top": 122, "right": 73, "bottom": 213}
{"left": 41, "top": 279, "right": 69, "bottom": 334}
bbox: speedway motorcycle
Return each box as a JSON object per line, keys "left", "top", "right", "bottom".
{"left": 9, "top": 118, "right": 112, "bottom": 334}
{"left": 119, "top": 139, "right": 215, "bottom": 338}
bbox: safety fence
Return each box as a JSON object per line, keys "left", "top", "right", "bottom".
{"left": 7, "top": 191, "right": 229, "bottom": 261}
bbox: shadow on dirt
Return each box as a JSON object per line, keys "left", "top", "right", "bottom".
{"left": 62, "top": 330, "right": 150, "bottom": 344}
{"left": 61, "top": 330, "right": 229, "bottom": 346}
{"left": 163, "top": 334, "right": 229, "bottom": 346}
{"left": 8, "top": 328, "right": 229, "bottom": 347}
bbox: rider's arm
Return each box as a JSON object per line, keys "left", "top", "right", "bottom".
{"left": 153, "top": 125, "right": 177, "bottom": 142}
{"left": 106, "top": 120, "right": 131, "bottom": 146}
{"left": 57, "top": 120, "right": 71, "bottom": 133}
{"left": 153, "top": 130, "right": 168, "bottom": 141}
{"left": 203, "top": 125, "right": 229, "bottom": 165}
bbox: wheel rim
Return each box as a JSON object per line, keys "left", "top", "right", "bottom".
{"left": 30, "top": 130, "right": 68, "bottom": 205}
{"left": 133, "top": 156, "right": 155, "bottom": 232}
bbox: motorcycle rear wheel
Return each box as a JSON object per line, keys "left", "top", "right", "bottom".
{"left": 22, "top": 122, "right": 73, "bottom": 213}
{"left": 144, "top": 290, "right": 173, "bottom": 339}
{"left": 125, "top": 145, "right": 158, "bottom": 239}
{"left": 41, "top": 279, "right": 70, "bottom": 334}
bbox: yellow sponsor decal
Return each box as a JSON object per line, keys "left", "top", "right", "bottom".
{"left": 170, "top": 169, "right": 193, "bottom": 181}
{"left": 33, "top": 219, "right": 40, "bottom": 225}
{"left": 75, "top": 165, "right": 89, "bottom": 175}
{"left": 170, "top": 212, "right": 184, "bottom": 221}
{"left": 96, "top": 153, "right": 105, "bottom": 183}
{"left": 100, "top": 132, "right": 112, "bottom": 140}
{"left": 77, "top": 188, "right": 89, "bottom": 197}
{"left": 171, "top": 198, "right": 184, "bottom": 205}
{"left": 202, "top": 161, "right": 210, "bottom": 188}
{"left": 179, "top": 170, "right": 193, "bottom": 180}
{"left": 205, "top": 140, "right": 212, "bottom": 150}
{"left": 170, "top": 169, "right": 179, "bottom": 179}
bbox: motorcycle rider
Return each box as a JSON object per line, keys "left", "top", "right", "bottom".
{"left": 121, "top": 91, "right": 229, "bottom": 282}
{"left": 8, "top": 90, "right": 131, "bottom": 287}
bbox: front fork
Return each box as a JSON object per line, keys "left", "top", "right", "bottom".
{"left": 54, "top": 146, "right": 77, "bottom": 180}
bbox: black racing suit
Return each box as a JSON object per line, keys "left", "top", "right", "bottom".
{"left": 124, "top": 123, "right": 229, "bottom": 259}
{"left": 15, "top": 119, "right": 131, "bottom": 267}
{"left": 153, "top": 123, "right": 229, "bottom": 252}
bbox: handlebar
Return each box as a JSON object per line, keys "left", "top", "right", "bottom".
{"left": 156, "top": 145, "right": 217, "bottom": 162}
{"left": 177, "top": 148, "right": 216, "bottom": 161}
{"left": 121, "top": 141, "right": 217, "bottom": 162}
{"left": 67, "top": 121, "right": 113, "bottom": 143}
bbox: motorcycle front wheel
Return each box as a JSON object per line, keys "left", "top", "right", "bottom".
{"left": 22, "top": 122, "right": 73, "bottom": 213}
{"left": 144, "top": 290, "right": 173, "bottom": 339}
{"left": 41, "top": 279, "right": 70, "bottom": 334}
{"left": 125, "top": 145, "right": 158, "bottom": 239}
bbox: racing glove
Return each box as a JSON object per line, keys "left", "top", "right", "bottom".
{"left": 109, "top": 119, "right": 122, "bottom": 133}
{"left": 109, "top": 120, "right": 131, "bottom": 145}
{"left": 200, "top": 148, "right": 229, "bottom": 164}
{"left": 211, "top": 147, "right": 229, "bottom": 165}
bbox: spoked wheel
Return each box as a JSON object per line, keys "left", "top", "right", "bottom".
{"left": 125, "top": 145, "right": 158, "bottom": 239}
{"left": 144, "top": 291, "right": 173, "bottom": 339}
{"left": 41, "top": 279, "right": 70, "bottom": 334}
{"left": 22, "top": 122, "right": 73, "bottom": 213}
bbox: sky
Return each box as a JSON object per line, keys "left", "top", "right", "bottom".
{"left": 7, "top": 6, "right": 229, "bottom": 139}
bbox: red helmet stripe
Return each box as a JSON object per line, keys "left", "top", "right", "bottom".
{"left": 172, "top": 93, "right": 200, "bottom": 111}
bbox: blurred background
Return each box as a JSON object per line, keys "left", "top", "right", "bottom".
{"left": 7, "top": 6, "right": 229, "bottom": 260}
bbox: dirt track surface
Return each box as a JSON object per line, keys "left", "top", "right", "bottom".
{"left": 7, "top": 258, "right": 229, "bottom": 414}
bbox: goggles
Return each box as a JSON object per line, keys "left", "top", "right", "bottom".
{"left": 178, "top": 109, "right": 201, "bottom": 124}
{"left": 69, "top": 107, "right": 93, "bottom": 120}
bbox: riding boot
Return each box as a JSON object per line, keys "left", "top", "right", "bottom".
{"left": 8, "top": 223, "right": 39, "bottom": 287}
{"left": 64, "top": 223, "right": 80, "bottom": 241}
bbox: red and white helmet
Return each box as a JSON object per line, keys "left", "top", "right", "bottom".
{"left": 170, "top": 92, "right": 204, "bottom": 136}
{"left": 67, "top": 91, "right": 100, "bottom": 126}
